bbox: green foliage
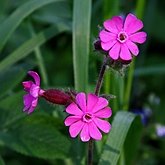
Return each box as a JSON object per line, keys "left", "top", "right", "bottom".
{"left": 0, "top": 25, "right": 70, "bottom": 72}
{"left": 0, "top": 92, "right": 26, "bottom": 129}
{"left": 0, "top": 114, "right": 70, "bottom": 159}
{"left": 73, "top": 0, "right": 91, "bottom": 91}
{"left": 0, "top": 0, "right": 66, "bottom": 51}
{"left": 0, "top": 63, "right": 35, "bottom": 98}
{"left": 135, "top": 65, "right": 165, "bottom": 76}
{"left": 99, "top": 112, "right": 142, "bottom": 165}
{"left": 124, "top": 116, "right": 143, "bottom": 165}
{"left": 0, "top": 155, "right": 5, "bottom": 165}
{"left": 0, "top": 0, "right": 165, "bottom": 164}
{"left": 0, "top": 91, "right": 71, "bottom": 159}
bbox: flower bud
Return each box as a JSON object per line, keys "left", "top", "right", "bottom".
{"left": 42, "top": 89, "right": 73, "bottom": 105}
{"left": 94, "top": 38, "right": 102, "bottom": 51}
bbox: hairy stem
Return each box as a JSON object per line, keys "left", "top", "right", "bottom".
{"left": 95, "top": 57, "right": 108, "bottom": 96}
{"left": 87, "top": 57, "right": 108, "bottom": 165}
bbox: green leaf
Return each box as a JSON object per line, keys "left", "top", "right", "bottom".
{"left": 0, "top": 91, "right": 25, "bottom": 129}
{"left": 0, "top": 155, "right": 5, "bottom": 165}
{"left": 0, "top": 91, "right": 70, "bottom": 159}
{"left": 33, "top": 2, "right": 72, "bottom": 26}
{"left": 0, "top": 0, "right": 66, "bottom": 51}
{"left": 0, "top": 113, "right": 71, "bottom": 159}
{"left": 124, "top": 116, "right": 143, "bottom": 165}
{"left": 103, "top": 0, "right": 119, "bottom": 19}
{"left": 73, "top": 0, "right": 91, "bottom": 91}
{"left": 98, "top": 111, "right": 137, "bottom": 165}
{"left": 0, "top": 24, "right": 69, "bottom": 73}
{"left": 0, "top": 63, "right": 35, "bottom": 98}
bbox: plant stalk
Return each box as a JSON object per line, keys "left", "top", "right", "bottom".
{"left": 87, "top": 57, "right": 108, "bottom": 165}
{"left": 95, "top": 57, "right": 107, "bottom": 96}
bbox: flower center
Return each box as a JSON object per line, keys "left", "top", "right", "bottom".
{"left": 83, "top": 113, "right": 93, "bottom": 123}
{"left": 117, "top": 31, "right": 128, "bottom": 43}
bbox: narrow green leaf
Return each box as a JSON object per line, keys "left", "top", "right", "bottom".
{"left": 0, "top": 114, "right": 71, "bottom": 159}
{"left": 0, "top": 155, "right": 5, "bottom": 165}
{"left": 0, "top": 24, "right": 69, "bottom": 73}
{"left": 103, "top": 0, "right": 119, "bottom": 19}
{"left": 135, "top": 0, "right": 146, "bottom": 19}
{"left": 99, "top": 111, "right": 137, "bottom": 165}
{"left": 0, "top": 91, "right": 26, "bottom": 129}
{"left": 123, "top": 0, "right": 146, "bottom": 111}
{"left": 0, "top": 0, "right": 66, "bottom": 51}
{"left": 28, "top": 22, "right": 48, "bottom": 87}
{"left": 33, "top": 2, "right": 71, "bottom": 26}
{"left": 0, "top": 63, "right": 35, "bottom": 98}
{"left": 124, "top": 116, "right": 143, "bottom": 165}
{"left": 73, "top": 0, "right": 91, "bottom": 91}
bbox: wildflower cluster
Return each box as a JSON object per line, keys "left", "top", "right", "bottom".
{"left": 22, "top": 13, "right": 146, "bottom": 142}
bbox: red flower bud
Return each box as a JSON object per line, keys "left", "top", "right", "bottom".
{"left": 42, "top": 89, "right": 73, "bottom": 105}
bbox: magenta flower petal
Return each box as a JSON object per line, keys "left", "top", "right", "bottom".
{"left": 104, "top": 16, "right": 123, "bottom": 34}
{"left": 28, "top": 99, "right": 38, "bottom": 114}
{"left": 109, "top": 42, "right": 120, "bottom": 60}
{"left": 80, "top": 124, "right": 90, "bottom": 142}
{"left": 69, "top": 120, "right": 84, "bottom": 138}
{"left": 28, "top": 71, "right": 40, "bottom": 86}
{"left": 124, "top": 13, "right": 143, "bottom": 34}
{"left": 92, "top": 97, "right": 109, "bottom": 113}
{"left": 22, "top": 81, "right": 33, "bottom": 92}
{"left": 65, "top": 92, "right": 112, "bottom": 142}
{"left": 23, "top": 94, "right": 33, "bottom": 111}
{"left": 28, "top": 107, "right": 35, "bottom": 114}
{"left": 94, "top": 107, "right": 112, "bottom": 118}
{"left": 93, "top": 118, "right": 111, "bottom": 133}
{"left": 66, "top": 102, "right": 83, "bottom": 116}
{"left": 129, "top": 32, "right": 147, "bottom": 43}
{"left": 31, "top": 98, "right": 38, "bottom": 108}
{"left": 22, "top": 71, "right": 43, "bottom": 114}
{"left": 89, "top": 122, "right": 102, "bottom": 140}
{"left": 120, "top": 44, "right": 132, "bottom": 60}
{"left": 99, "top": 30, "right": 116, "bottom": 42}
{"left": 30, "top": 84, "right": 40, "bottom": 98}
{"left": 87, "top": 93, "right": 98, "bottom": 112}
{"left": 64, "top": 116, "right": 82, "bottom": 126}
{"left": 27, "top": 107, "right": 35, "bottom": 114}
{"left": 99, "top": 13, "right": 146, "bottom": 61}
{"left": 23, "top": 94, "right": 38, "bottom": 114}
{"left": 101, "top": 40, "right": 117, "bottom": 51}
{"left": 126, "top": 40, "right": 139, "bottom": 56}
{"left": 76, "top": 92, "right": 86, "bottom": 112}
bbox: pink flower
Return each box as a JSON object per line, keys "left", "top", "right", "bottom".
{"left": 99, "top": 13, "right": 147, "bottom": 60}
{"left": 64, "top": 92, "right": 112, "bottom": 142}
{"left": 22, "top": 71, "right": 44, "bottom": 114}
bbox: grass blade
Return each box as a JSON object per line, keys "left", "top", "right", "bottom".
{"left": 0, "top": 0, "right": 66, "bottom": 51}
{"left": 0, "top": 24, "right": 69, "bottom": 72}
{"left": 72, "top": 1, "right": 91, "bottom": 164}
{"left": 73, "top": 0, "right": 91, "bottom": 91}
{"left": 0, "top": 63, "right": 35, "bottom": 98}
{"left": 28, "top": 22, "right": 48, "bottom": 87}
{"left": 99, "top": 111, "right": 137, "bottom": 165}
{"left": 123, "top": 0, "right": 146, "bottom": 110}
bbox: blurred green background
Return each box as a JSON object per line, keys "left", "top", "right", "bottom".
{"left": 0, "top": 0, "right": 165, "bottom": 165}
